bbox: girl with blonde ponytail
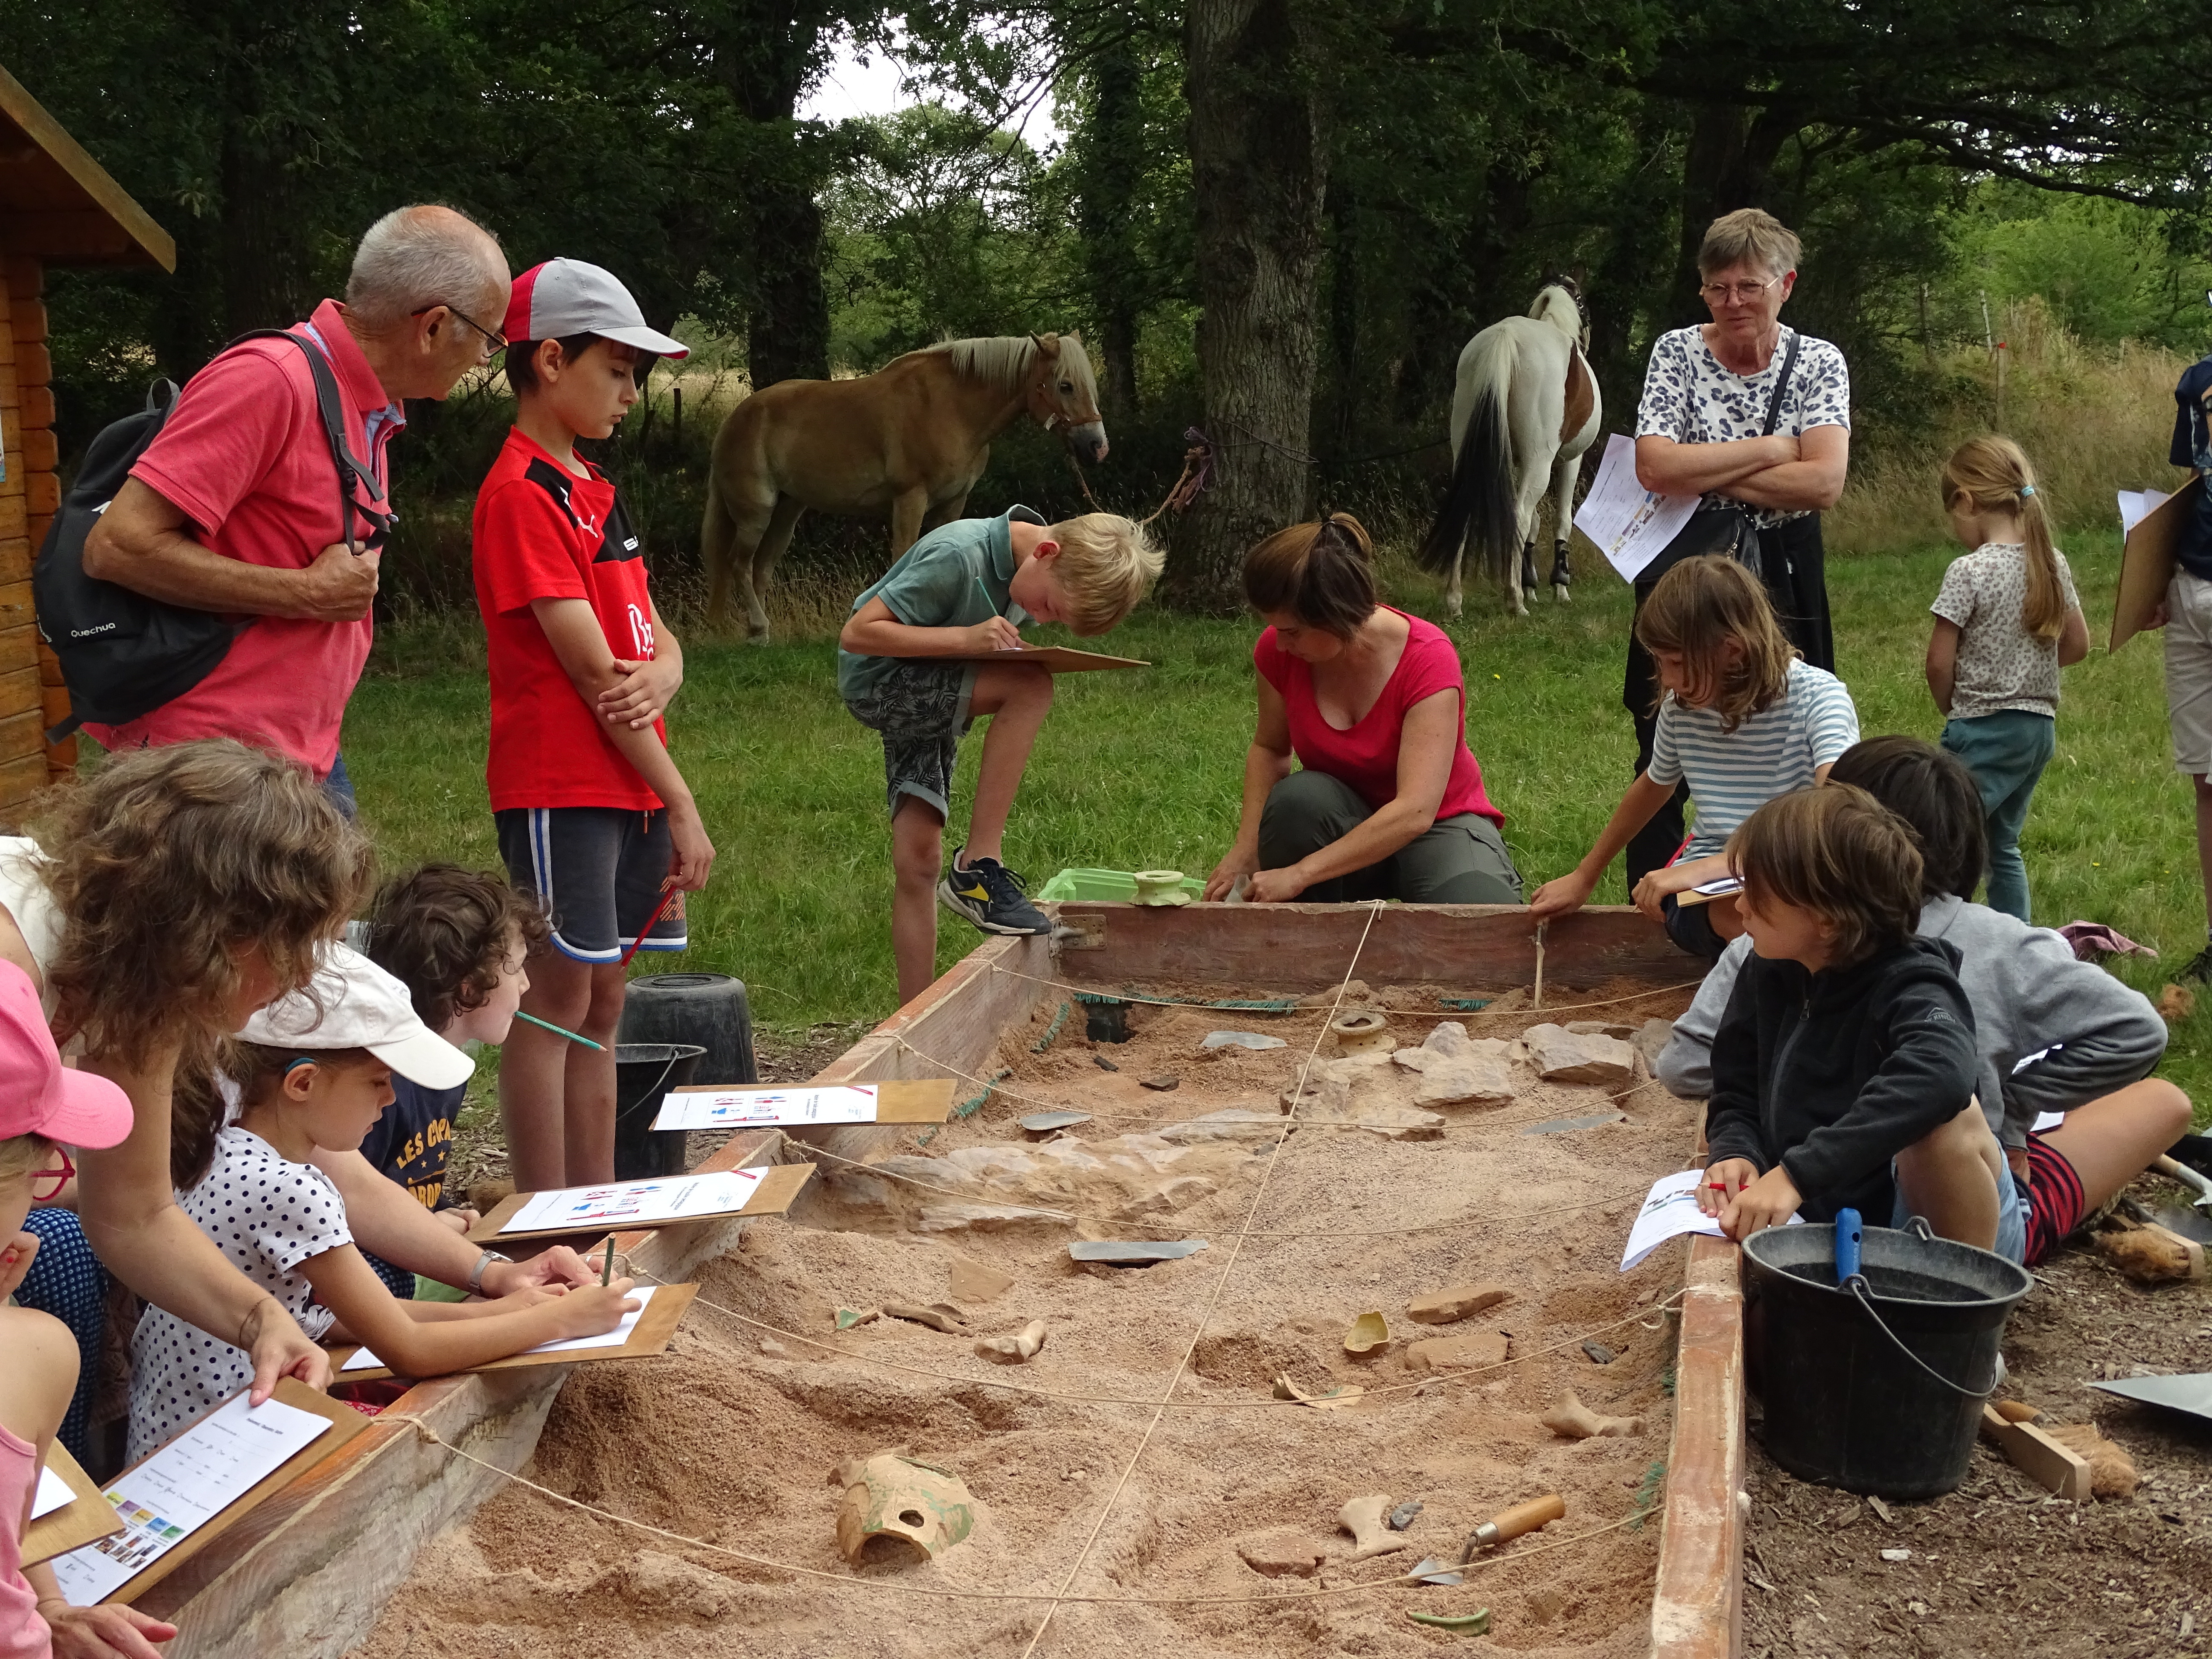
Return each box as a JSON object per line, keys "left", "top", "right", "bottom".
{"left": 1926, "top": 436, "right": 2090, "bottom": 921}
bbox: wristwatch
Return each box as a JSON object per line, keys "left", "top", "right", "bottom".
{"left": 466, "top": 1249, "right": 512, "bottom": 1296}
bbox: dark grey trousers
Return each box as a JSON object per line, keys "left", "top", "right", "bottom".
{"left": 1257, "top": 769, "right": 1523, "bottom": 905}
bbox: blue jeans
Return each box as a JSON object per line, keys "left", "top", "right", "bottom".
{"left": 1889, "top": 1155, "right": 2028, "bottom": 1265}
{"left": 1941, "top": 711, "right": 2055, "bottom": 923}
{"left": 323, "top": 750, "right": 358, "bottom": 820}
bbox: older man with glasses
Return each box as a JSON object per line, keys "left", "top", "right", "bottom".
{"left": 1620, "top": 206, "right": 1854, "bottom": 885}
{"left": 81, "top": 204, "right": 509, "bottom": 814}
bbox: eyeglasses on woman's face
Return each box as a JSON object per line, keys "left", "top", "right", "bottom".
{"left": 30, "top": 1145, "right": 73, "bottom": 1203}
{"left": 1700, "top": 275, "right": 1784, "bottom": 306}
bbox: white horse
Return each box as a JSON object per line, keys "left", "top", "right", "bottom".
{"left": 1418, "top": 280, "right": 1601, "bottom": 617}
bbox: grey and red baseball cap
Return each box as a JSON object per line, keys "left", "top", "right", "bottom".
{"left": 503, "top": 259, "right": 689, "bottom": 359}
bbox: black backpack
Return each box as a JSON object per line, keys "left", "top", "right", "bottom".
{"left": 34, "top": 329, "right": 394, "bottom": 739}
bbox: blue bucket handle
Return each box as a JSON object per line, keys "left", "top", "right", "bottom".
{"left": 1839, "top": 1216, "right": 2000, "bottom": 1400}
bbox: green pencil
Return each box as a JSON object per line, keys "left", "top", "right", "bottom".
{"left": 975, "top": 576, "right": 998, "bottom": 617}
{"left": 514, "top": 1010, "right": 603, "bottom": 1051}
{"left": 600, "top": 1238, "right": 616, "bottom": 1287}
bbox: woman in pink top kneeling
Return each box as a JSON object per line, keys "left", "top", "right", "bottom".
{"left": 1203, "top": 514, "right": 1521, "bottom": 906}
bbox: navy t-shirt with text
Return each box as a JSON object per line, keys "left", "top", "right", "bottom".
{"left": 358, "top": 1077, "right": 466, "bottom": 1212}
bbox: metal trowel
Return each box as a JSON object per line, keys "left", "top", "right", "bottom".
{"left": 2149, "top": 1154, "right": 2212, "bottom": 1243}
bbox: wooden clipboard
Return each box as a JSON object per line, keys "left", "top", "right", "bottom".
{"left": 2112, "top": 474, "right": 2205, "bottom": 652}
{"left": 931, "top": 646, "right": 1147, "bottom": 672}
{"left": 659, "top": 1077, "right": 954, "bottom": 1127}
{"left": 328, "top": 1280, "right": 698, "bottom": 1383}
{"left": 21, "top": 1442, "right": 122, "bottom": 1567}
{"left": 85, "top": 1379, "right": 366, "bottom": 1605}
{"left": 465, "top": 1163, "right": 815, "bottom": 1244}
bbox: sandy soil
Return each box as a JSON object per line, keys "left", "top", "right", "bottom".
{"left": 1743, "top": 1195, "right": 2212, "bottom": 1658}
{"left": 354, "top": 983, "right": 1699, "bottom": 1658}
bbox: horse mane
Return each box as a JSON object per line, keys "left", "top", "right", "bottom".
{"left": 922, "top": 335, "right": 1037, "bottom": 392}
{"left": 1529, "top": 280, "right": 1587, "bottom": 341}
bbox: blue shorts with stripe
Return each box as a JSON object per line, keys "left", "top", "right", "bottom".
{"left": 495, "top": 806, "right": 687, "bottom": 963}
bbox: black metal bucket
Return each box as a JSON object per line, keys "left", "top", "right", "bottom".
{"left": 612, "top": 1042, "right": 705, "bottom": 1180}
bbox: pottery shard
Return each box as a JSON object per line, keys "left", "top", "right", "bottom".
{"left": 1236, "top": 1531, "right": 1331, "bottom": 1578}
{"left": 1521, "top": 1023, "right": 1637, "bottom": 1088}
{"left": 1405, "top": 1284, "right": 1513, "bottom": 1324}
{"left": 1565, "top": 1020, "right": 1634, "bottom": 1039}
{"left": 947, "top": 1259, "right": 1015, "bottom": 1303}
{"left": 915, "top": 1202, "right": 1076, "bottom": 1232}
{"left": 1414, "top": 1054, "right": 1516, "bottom": 1107}
{"left": 1404, "top": 1330, "right": 1511, "bottom": 1373}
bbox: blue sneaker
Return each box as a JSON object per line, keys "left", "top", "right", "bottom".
{"left": 938, "top": 848, "right": 1051, "bottom": 935}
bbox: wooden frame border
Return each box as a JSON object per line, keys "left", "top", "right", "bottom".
{"left": 1650, "top": 1232, "right": 1746, "bottom": 1659}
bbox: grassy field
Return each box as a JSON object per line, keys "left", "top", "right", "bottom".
{"left": 340, "top": 524, "right": 2212, "bottom": 1118}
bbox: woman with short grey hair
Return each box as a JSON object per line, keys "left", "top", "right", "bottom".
{"left": 1621, "top": 207, "right": 1853, "bottom": 881}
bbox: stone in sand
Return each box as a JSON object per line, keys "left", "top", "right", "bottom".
{"left": 1629, "top": 1018, "right": 1676, "bottom": 1072}
{"left": 1115, "top": 1175, "right": 1217, "bottom": 1218}
{"left": 1156, "top": 1109, "right": 1283, "bottom": 1144}
{"left": 1237, "top": 1531, "right": 1330, "bottom": 1577}
{"left": 975, "top": 1319, "right": 1048, "bottom": 1365}
{"left": 1541, "top": 1390, "right": 1643, "bottom": 1438}
{"left": 1405, "top": 1284, "right": 1512, "bottom": 1324}
{"left": 883, "top": 1302, "right": 966, "bottom": 1333}
{"left": 1565, "top": 1020, "right": 1634, "bottom": 1038}
{"left": 1336, "top": 1493, "right": 1409, "bottom": 1560}
{"left": 1404, "top": 1330, "right": 1511, "bottom": 1374}
{"left": 1140, "top": 1074, "right": 1180, "bottom": 1091}
{"left": 1422, "top": 1021, "right": 1473, "bottom": 1058}
{"left": 1413, "top": 1054, "right": 1516, "bottom": 1107}
{"left": 916, "top": 1202, "right": 1075, "bottom": 1232}
{"left": 1521, "top": 1022, "right": 1637, "bottom": 1087}
{"left": 947, "top": 1259, "right": 1014, "bottom": 1303}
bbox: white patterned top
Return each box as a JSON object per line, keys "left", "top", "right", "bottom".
{"left": 1634, "top": 325, "right": 1852, "bottom": 526}
{"left": 1930, "top": 542, "right": 2080, "bottom": 721}
{"left": 127, "top": 1126, "right": 349, "bottom": 1461}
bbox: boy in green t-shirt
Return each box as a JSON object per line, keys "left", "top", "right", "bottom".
{"left": 839, "top": 506, "right": 1161, "bottom": 1002}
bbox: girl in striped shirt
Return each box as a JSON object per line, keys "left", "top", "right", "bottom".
{"left": 1530, "top": 555, "right": 1860, "bottom": 960}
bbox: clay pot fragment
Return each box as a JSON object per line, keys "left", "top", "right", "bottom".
{"left": 833, "top": 1454, "right": 977, "bottom": 1565}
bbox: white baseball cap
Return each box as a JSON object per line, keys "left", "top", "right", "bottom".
{"left": 502, "top": 258, "right": 689, "bottom": 359}
{"left": 238, "top": 943, "right": 476, "bottom": 1090}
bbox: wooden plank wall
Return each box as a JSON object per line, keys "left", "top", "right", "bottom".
{"left": 0, "top": 251, "right": 64, "bottom": 809}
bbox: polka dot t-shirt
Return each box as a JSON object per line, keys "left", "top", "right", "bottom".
{"left": 127, "top": 1126, "right": 349, "bottom": 1462}
{"left": 1930, "top": 541, "right": 2081, "bottom": 721}
{"left": 1634, "top": 324, "right": 1852, "bottom": 527}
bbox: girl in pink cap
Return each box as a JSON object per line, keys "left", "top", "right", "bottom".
{"left": 0, "top": 960, "right": 175, "bottom": 1657}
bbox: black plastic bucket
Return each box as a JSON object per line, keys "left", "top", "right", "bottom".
{"left": 612, "top": 1043, "right": 706, "bottom": 1180}
{"left": 620, "top": 974, "right": 756, "bottom": 1087}
{"left": 1742, "top": 1217, "right": 2032, "bottom": 1499}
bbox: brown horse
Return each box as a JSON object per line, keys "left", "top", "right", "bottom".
{"left": 701, "top": 332, "right": 1109, "bottom": 641}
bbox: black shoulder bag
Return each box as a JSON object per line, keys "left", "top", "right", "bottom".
{"left": 34, "top": 329, "right": 394, "bottom": 739}
{"left": 1640, "top": 329, "right": 1803, "bottom": 589}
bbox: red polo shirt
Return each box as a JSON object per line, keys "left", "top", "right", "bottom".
{"left": 81, "top": 300, "right": 400, "bottom": 779}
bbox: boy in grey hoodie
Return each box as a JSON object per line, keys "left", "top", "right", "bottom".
{"left": 1662, "top": 736, "right": 2186, "bottom": 1261}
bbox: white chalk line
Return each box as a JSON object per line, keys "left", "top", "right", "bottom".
{"left": 372, "top": 1411, "right": 1653, "bottom": 1610}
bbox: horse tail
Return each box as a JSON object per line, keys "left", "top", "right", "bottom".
{"left": 700, "top": 445, "right": 737, "bottom": 628}
{"left": 1417, "top": 330, "right": 1519, "bottom": 579}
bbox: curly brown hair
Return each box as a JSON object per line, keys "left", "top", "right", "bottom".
{"left": 30, "top": 741, "right": 373, "bottom": 1070}
{"left": 365, "top": 864, "right": 549, "bottom": 1033}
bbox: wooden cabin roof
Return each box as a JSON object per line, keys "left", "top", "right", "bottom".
{"left": 0, "top": 61, "right": 173, "bottom": 270}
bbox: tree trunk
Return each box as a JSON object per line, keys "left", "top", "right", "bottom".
{"left": 710, "top": 7, "right": 832, "bottom": 388}
{"left": 1669, "top": 103, "right": 1799, "bottom": 321}
{"left": 1079, "top": 43, "right": 1145, "bottom": 423}
{"left": 1324, "top": 175, "right": 1358, "bottom": 460}
{"left": 1173, "top": 0, "right": 1329, "bottom": 612}
{"left": 218, "top": 93, "right": 311, "bottom": 337}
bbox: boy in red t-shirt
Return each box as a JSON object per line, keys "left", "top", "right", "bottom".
{"left": 473, "top": 259, "right": 716, "bottom": 1191}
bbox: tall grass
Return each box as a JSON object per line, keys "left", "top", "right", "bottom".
{"left": 1828, "top": 300, "right": 2190, "bottom": 554}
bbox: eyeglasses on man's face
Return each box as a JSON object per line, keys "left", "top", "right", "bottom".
{"left": 411, "top": 303, "right": 507, "bottom": 362}
{"left": 1700, "top": 276, "right": 1784, "bottom": 306}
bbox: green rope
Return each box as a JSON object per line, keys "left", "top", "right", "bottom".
{"left": 1032, "top": 1000, "right": 1071, "bottom": 1053}
{"left": 955, "top": 1068, "right": 1011, "bottom": 1118}
{"left": 1437, "top": 997, "right": 1492, "bottom": 1011}
{"left": 1069, "top": 988, "right": 1298, "bottom": 1013}
{"left": 1631, "top": 1460, "right": 1667, "bottom": 1530}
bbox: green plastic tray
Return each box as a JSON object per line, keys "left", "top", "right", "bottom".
{"left": 1035, "top": 867, "right": 1206, "bottom": 903}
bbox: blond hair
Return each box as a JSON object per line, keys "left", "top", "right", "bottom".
{"left": 0, "top": 1132, "right": 54, "bottom": 1187}
{"left": 1729, "top": 785, "right": 1924, "bottom": 967}
{"left": 29, "top": 741, "right": 374, "bottom": 1071}
{"left": 1046, "top": 513, "right": 1163, "bottom": 634}
{"left": 1941, "top": 436, "right": 2067, "bottom": 641}
{"left": 1633, "top": 556, "right": 1796, "bottom": 730}
{"left": 1699, "top": 208, "right": 1801, "bottom": 280}
{"left": 1242, "top": 513, "right": 1378, "bottom": 637}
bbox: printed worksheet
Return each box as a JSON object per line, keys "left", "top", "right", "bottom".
{"left": 1620, "top": 1168, "right": 1802, "bottom": 1270}
{"left": 1572, "top": 434, "right": 1700, "bottom": 582}
{"left": 2119, "top": 487, "right": 2170, "bottom": 538}
{"left": 502, "top": 1168, "right": 766, "bottom": 1234}
{"left": 652, "top": 1083, "right": 879, "bottom": 1132}
{"left": 47, "top": 1393, "right": 332, "bottom": 1605}
{"left": 342, "top": 1284, "right": 660, "bottom": 1373}
{"left": 32, "top": 1463, "right": 72, "bottom": 1521}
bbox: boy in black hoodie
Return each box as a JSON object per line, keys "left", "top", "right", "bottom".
{"left": 1696, "top": 784, "right": 2025, "bottom": 1259}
